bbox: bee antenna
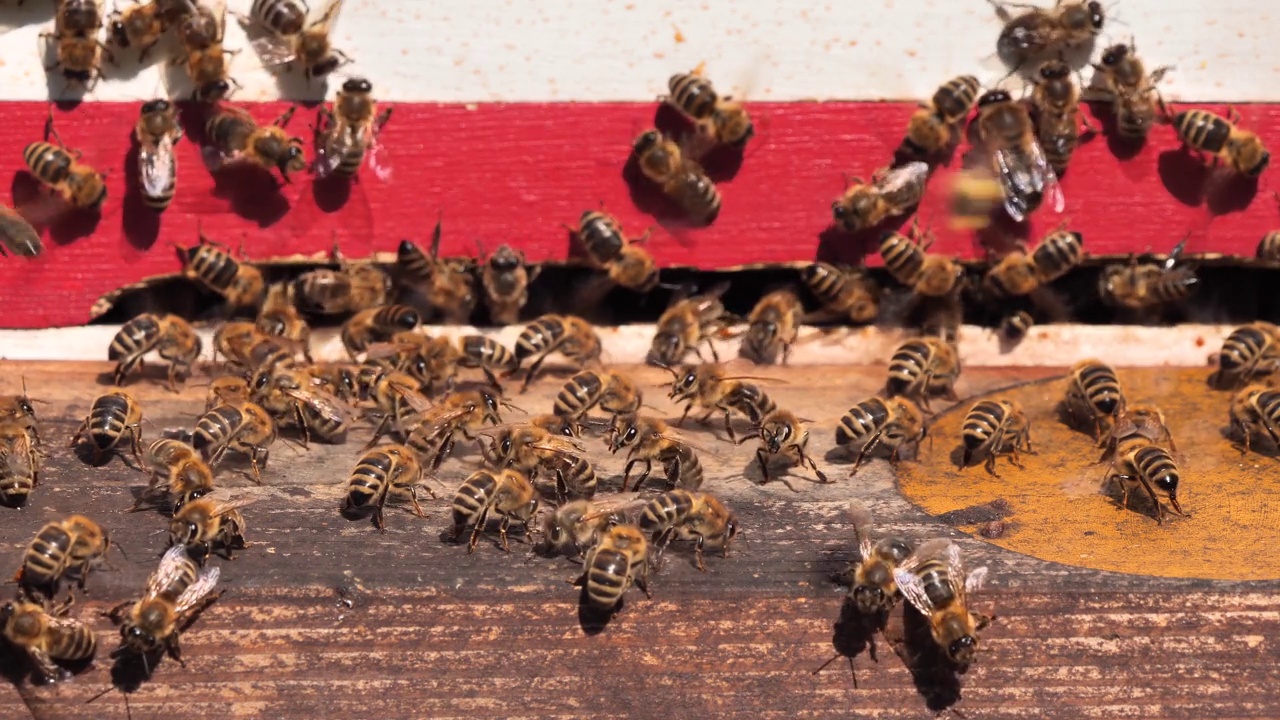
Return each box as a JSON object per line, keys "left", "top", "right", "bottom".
{"left": 113, "top": 539, "right": 129, "bottom": 561}
{"left": 501, "top": 401, "right": 527, "bottom": 414}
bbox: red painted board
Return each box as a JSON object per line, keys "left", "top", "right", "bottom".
{"left": 0, "top": 100, "right": 1278, "bottom": 329}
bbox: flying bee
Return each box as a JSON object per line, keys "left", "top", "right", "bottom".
{"left": 0, "top": 600, "right": 96, "bottom": 682}
{"left": 134, "top": 99, "right": 182, "bottom": 212}
{"left": 169, "top": 496, "right": 253, "bottom": 560}
{"left": 568, "top": 209, "right": 660, "bottom": 293}
{"left": 837, "top": 396, "right": 928, "bottom": 476}
{"left": 989, "top": 0, "right": 1104, "bottom": 68}
{"left": 107, "top": 544, "right": 221, "bottom": 672}
{"left": 1100, "top": 403, "right": 1175, "bottom": 461}
{"left": 844, "top": 501, "right": 913, "bottom": 620}
{"left": 1029, "top": 59, "right": 1093, "bottom": 175}
{"left": 1229, "top": 384, "right": 1280, "bottom": 455}
{"left": 608, "top": 414, "right": 705, "bottom": 492}
{"left": 0, "top": 205, "right": 43, "bottom": 258}
{"left": 745, "top": 408, "right": 828, "bottom": 487}
{"left": 647, "top": 282, "right": 735, "bottom": 366}
{"left": 174, "top": 231, "right": 265, "bottom": 309}
{"left": 395, "top": 216, "right": 478, "bottom": 324}
{"left": 449, "top": 468, "right": 539, "bottom": 553}
{"left": 404, "top": 388, "right": 508, "bottom": 472}
{"left": 293, "top": 260, "right": 390, "bottom": 315}
{"left": 666, "top": 65, "right": 754, "bottom": 149}
{"left": 192, "top": 401, "right": 277, "bottom": 483}
{"left": 1098, "top": 241, "right": 1198, "bottom": 312}
{"left": 176, "top": 0, "right": 238, "bottom": 102}
{"left": 342, "top": 443, "right": 431, "bottom": 532}
{"left": 205, "top": 105, "right": 306, "bottom": 183}
{"left": 664, "top": 362, "right": 777, "bottom": 442}
{"left": 879, "top": 219, "right": 964, "bottom": 298}
{"left": 108, "top": 313, "right": 202, "bottom": 391}
{"left": 256, "top": 284, "right": 312, "bottom": 361}
{"left": 243, "top": 0, "right": 350, "bottom": 80}
{"left": 339, "top": 304, "right": 421, "bottom": 358}
{"left": 135, "top": 438, "right": 215, "bottom": 513}
{"left": 24, "top": 110, "right": 108, "bottom": 211}
{"left": 1212, "top": 322, "right": 1280, "bottom": 389}
{"left": 983, "top": 223, "right": 1084, "bottom": 297}
{"left": 638, "top": 489, "right": 737, "bottom": 572}
{"left": 960, "top": 399, "right": 1032, "bottom": 474}
{"left": 631, "top": 130, "right": 723, "bottom": 224}
{"left": 70, "top": 390, "right": 144, "bottom": 467}
{"left": 108, "top": 0, "right": 165, "bottom": 59}
{"left": 1104, "top": 435, "right": 1188, "bottom": 523}
{"left": 513, "top": 314, "right": 603, "bottom": 392}
{"left": 801, "top": 263, "right": 880, "bottom": 324}
{"left": 42, "top": 0, "right": 110, "bottom": 88}
{"left": 885, "top": 337, "right": 961, "bottom": 411}
{"left": 1063, "top": 358, "right": 1124, "bottom": 440}
{"left": 974, "top": 89, "right": 1064, "bottom": 222}
{"left": 894, "top": 539, "right": 992, "bottom": 666}
{"left": 739, "top": 289, "right": 804, "bottom": 366}
{"left": 314, "top": 76, "right": 393, "bottom": 180}
{"left": 478, "top": 240, "right": 539, "bottom": 325}
{"left": 946, "top": 167, "right": 1006, "bottom": 231}
{"left": 577, "top": 523, "right": 651, "bottom": 614}
{"left": 0, "top": 421, "right": 40, "bottom": 508}
{"left": 1090, "top": 42, "right": 1172, "bottom": 141}
{"left": 553, "top": 369, "right": 643, "bottom": 426}
{"left": 254, "top": 367, "right": 354, "bottom": 445}
{"left": 897, "top": 76, "right": 981, "bottom": 159}
{"left": 14, "top": 514, "right": 113, "bottom": 599}
{"left": 1169, "top": 106, "right": 1271, "bottom": 177}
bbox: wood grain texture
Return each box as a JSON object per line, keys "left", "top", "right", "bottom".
{"left": 0, "top": 362, "right": 1277, "bottom": 718}
{"left": 2, "top": 101, "right": 1280, "bottom": 329}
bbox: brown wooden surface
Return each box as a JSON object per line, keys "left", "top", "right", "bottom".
{"left": 1, "top": 361, "right": 1277, "bottom": 720}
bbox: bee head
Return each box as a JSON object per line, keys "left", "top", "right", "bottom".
{"left": 342, "top": 77, "right": 373, "bottom": 94}
{"left": 141, "top": 99, "right": 171, "bottom": 116}
{"left": 948, "top": 635, "right": 979, "bottom": 665}
{"left": 195, "top": 80, "right": 232, "bottom": 104}
{"left": 1039, "top": 60, "right": 1070, "bottom": 80}
{"left": 976, "top": 90, "right": 1011, "bottom": 108}
{"left": 1087, "top": 1, "right": 1105, "bottom": 29}
{"left": 852, "top": 584, "right": 886, "bottom": 614}
{"left": 110, "top": 20, "right": 130, "bottom": 48}
{"left": 633, "top": 130, "right": 662, "bottom": 155}
{"left": 489, "top": 247, "right": 521, "bottom": 271}
{"left": 1101, "top": 44, "right": 1129, "bottom": 67}
{"left": 393, "top": 309, "right": 421, "bottom": 330}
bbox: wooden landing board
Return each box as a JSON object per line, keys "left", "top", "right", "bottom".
{"left": 0, "top": 362, "right": 1276, "bottom": 720}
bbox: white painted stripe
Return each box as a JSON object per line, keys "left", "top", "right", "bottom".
{"left": 0, "top": 324, "right": 1228, "bottom": 368}
{"left": 4, "top": 0, "right": 1277, "bottom": 102}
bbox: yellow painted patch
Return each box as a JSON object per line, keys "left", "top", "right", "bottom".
{"left": 899, "top": 368, "right": 1280, "bottom": 581}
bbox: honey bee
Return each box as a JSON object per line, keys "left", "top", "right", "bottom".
{"left": 746, "top": 409, "right": 828, "bottom": 487}
{"left": 1063, "top": 359, "right": 1125, "bottom": 439}
{"left": 24, "top": 110, "right": 108, "bottom": 210}
{"left": 1169, "top": 106, "right": 1271, "bottom": 178}
{"left": 1100, "top": 403, "right": 1175, "bottom": 461}
{"left": 543, "top": 497, "right": 631, "bottom": 558}
{"left": 631, "top": 130, "right": 722, "bottom": 224}
{"left": 293, "top": 260, "right": 390, "bottom": 315}
{"left": 1104, "top": 434, "right": 1188, "bottom": 523}
{"left": 108, "top": 313, "right": 202, "bottom": 391}
{"left": 801, "top": 263, "right": 880, "bottom": 324}
{"left": 1029, "top": 59, "right": 1093, "bottom": 175}
{"left": 395, "top": 216, "right": 478, "bottom": 324}
{"left": 844, "top": 501, "right": 913, "bottom": 619}
{"left": 449, "top": 468, "right": 539, "bottom": 553}
{"left": 885, "top": 337, "right": 961, "bottom": 411}
{"left": 568, "top": 209, "right": 660, "bottom": 293}
{"left": 513, "top": 314, "right": 603, "bottom": 392}
{"left": 0, "top": 421, "right": 40, "bottom": 508}
{"left": 530, "top": 413, "right": 584, "bottom": 439}
{"left": 134, "top": 99, "right": 182, "bottom": 212}
{"left": 244, "top": 0, "right": 350, "bottom": 80}
{"left": 256, "top": 284, "right": 312, "bottom": 361}
{"left": 477, "top": 241, "right": 539, "bottom": 325}
{"left": 135, "top": 438, "right": 215, "bottom": 513}
{"left": 372, "top": 333, "right": 461, "bottom": 395}
{"left": 608, "top": 414, "right": 704, "bottom": 492}
{"left": 107, "top": 544, "right": 221, "bottom": 671}
{"left": 404, "top": 388, "right": 507, "bottom": 472}
{"left": 312, "top": 77, "right": 393, "bottom": 180}
{"left": 1229, "top": 384, "right": 1280, "bottom": 455}
{"left": 577, "top": 523, "right": 651, "bottom": 613}
{"left": 739, "top": 289, "right": 804, "bottom": 366}
{"left": 879, "top": 219, "right": 964, "bottom": 298}
{"left": 1212, "top": 322, "right": 1280, "bottom": 389}
{"left": 211, "top": 321, "right": 262, "bottom": 367}
{"left": 342, "top": 443, "right": 431, "bottom": 532}
{"left": 192, "top": 401, "right": 277, "bottom": 483}
{"left": 204, "top": 375, "right": 251, "bottom": 412}
{"left": 340, "top": 304, "right": 421, "bottom": 358}
{"left": 0, "top": 600, "right": 96, "bottom": 682}
{"left": 946, "top": 168, "right": 1006, "bottom": 232}
{"left": 205, "top": 105, "right": 306, "bottom": 183}
{"left": 975, "top": 89, "right": 1064, "bottom": 222}
{"left": 646, "top": 284, "right": 732, "bottom": 366}
{"left": 174, "top": 231, "right": 265, "bottom": 309}
{"left": 169, "top": 496, "right": 253, "bottom": 559}
{"left": 836, "top": 396, "right": 928, "bottom": 476}
{"left": 666, "top": 66, "right": 754, "bottom": 149}
{"left": 176, "top": 0, "right": 238, "bottom": 102}
{"left": 894, "top": 539, "right": 992, "bottom": 666}
{"left": 829, "top": 160, "right": 931, "bottom": 233}
{"left": 1098, "top": 244, "right": 1198, "bottom": 311}
{"left": 0, "top": 205, "right": 43, "bottom": 258}
{"left": 982, "top": 222, "right": 1084, "bottom": 297}
{"left": 664, "top": 363, "right": 777, "bottom": 442}
{"left": 0, "top": 378, "right": 44, "bottom": 447}
{"left": 42, "top": 0, "right": 110, "bottom": 88}
{"left": 960, "top": 399, "right": 1032, "bottom": 474}
{"left": 108, "top": 0, "right": 165, "bottom": 59}
{"left": 456, "top": 335, "right": 520, "bottom": 388}
{"left": 989, "top": 0, "right": 1104, "bottom": 68}
{"left": 897, "top": 76, "right": 981, "bottom": 160}
{"left": 552, "top": 369, "right": 642, "bottom": 426}
{"left": 70, "top": 390, "right": 143, "bottom": 466}
{"left": 1090, "top": 42, "right": 1172, "bottom": 142}
{"left": 483, "top": 423, "right": 595, "bottom": 499}
{"left": 638, "top": 489, "right": 737, "bottom": 572}
{"left": 14, "top": 515, "right": 113, "bottom": 599}
{"left": 999, "top": 309, "right": 1035, "bottom": 343}
{"left": 1258, "top": 196, "right": 1280, "bottom": 261}
{"left": 253, "top": 367, "right": 353, "bottom": 445}
{"left": 328, "top": 366, "right": 429, "bottom": 441}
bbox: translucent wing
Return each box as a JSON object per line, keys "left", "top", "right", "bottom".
{"left": 847, "top": 500, "right": 874, "bottom": 562}
{"left": 579, "top": 495, "right": 650, "bottom": 523}
{"left": 892, "top": 538, "right": 958, "bottom": 615}
{"left": 310, "top": 0, "right": 346, "bottom": 35}
{"left": 875, "top": 161, "right": 930, "bottom": 209}
{"left": 992, "top": 143, "right": 1063, "bottom": 222}
{"left": 140, "top": 135, "right": 176, "bottom": 198}
{"left": 366, "top": 129, "right": 393, "bottom": 182}
{"left": 249, "top": 33, "right": 299, "bottom": 68}
{"left": 206, "top": 496, "right": 257, "bottom": 517}
{"left": 146, "top": 545, "right": 196, "bottom": 601}
{"left": 313, "top": 125, "right": 355, "bottom": 178}
{"left": 1, "top": 437, "right": 33, "bottom": 477}
{"left": 173, "top": 564, "right": 220, "bottom": 615}
{"left": 965, "top": 566, "right": 989, "bottom": 596}
{"left": 285, "top": 388, "right": 353, "bottom": 423}
{"left": 893, "top": 565, "right": 934, "bottom": 616}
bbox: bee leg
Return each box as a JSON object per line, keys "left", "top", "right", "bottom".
{"left": 849, "top": 430, "right": 883, "bottom": 478}
{"left": 721, "top": 410, "right": 737, "bottom": 443}
{"left": 165, "top": 636, "right": 185, "bottom": 668}
{"left": 374, "top": 505, "right": 386, "bottom": 534}
{"left": 755, "top": 448, "right": 772, "bottom": 484}
{"left": 166, "top": 362, "right": 180, "bottom": 393}
{"left": 128, "top": 425, "right": 144, "bottom": 469}
{"left": 498, "top": 517, "right": 512, "bottom": 553}
{"left": 635, "top": 563, "right": 653, "bottom": 599}
{"left": 520, "top": 353, "right": 551, "bottom": 393}
{"left": 693, "top": 534, "right": 708, "bottom": 573}
{"left": 407, "top": 486, "right": 427, "bottom": 518}
{"left": 1133, "top": 475, "right": 1164, "bottom": 524}
{"left": 675, "top": 404, "right": 692, "bottom": 428}
{"left": 68, "top": 420, "right": 87, "bottom": 449}
{"left": 467, "top": 508, "right": 490, "bottom": 554}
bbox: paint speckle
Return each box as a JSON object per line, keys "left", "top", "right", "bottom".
{"left": 673, "top": 24, "right": 685, "bottom": 43}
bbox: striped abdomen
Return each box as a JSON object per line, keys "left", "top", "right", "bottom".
{"left": 639, "top": 489, "right": 695, "bottom": 535}
{"left": 1131, "top": 445, "right": 1179, "bottom": 493}
{"left": 554, "top": 370, "right": 604, "bottom": 418}
{"left": 576, "top": 211, "right": 626, "bottom": 264}
{"left": 450, "top": 470, "right": 497, "bottom": 528}
{"left": 887, "top": 340, "right": 934, "bottom": 396}
{"left": 23, "top": 143, "right": 72, "bottom": 186}
{"left": 1172, "top": 110, "right": 1231, "bottom": 154}
{"left": 880, "top": 234, "right": 925, "bottom": 286}
{"left": 1000, "top": 310, "right": 1034, "bottom": 342}
{"left": 345, "top": 447, "right": 393, "bottom": 511}
{"left": 108, "top": 313, "right": 161, "bottom": 361}
{"left": 962, "top": 400, "right": 1008, "bottom": 451}
{"left": 193, "top": 404, "right": 245, "bottom": 461}
{"left": 516, "top": 315, "right": 567, "bottom": 362}
{"left": 1031, "top": 230, "right": 1084, "bottom": 281}
{"left": 1148, "top": 267, "right": 1197, "bottom": 304}
{"left": 933, "top": 75, "right": 981, "bottom": 124}
{"left": 141, "top": 150, "right": 177, "bottom": 211}
{"left": 184, "top": 243, "right": 239, "bottom": 291}
{"left": 250, "top": 0, "right": 306, "bottom": 35}
{"left": 727, "top": 382, "right": 775, "bottom": 424}
{"left": 586, "top": 547, "right": 632, "bottom": 609}
{"left": 667, "top": 170, "right": 721, "bottom": 224}
{"left": 88, "top": 393, "right": 136, "bottom": 450}
{"left": 1074, "top": 362, "right": 1123, "bottom": 416}
{"left": 459, "top": 335, "right": 516, "bottom": 371}
{"left": 204, "top": 112, "right": 255, "bottom": 155}
{"left": 550, "top": 454, "right": 596, "bottom": 499}
{"left": 1219, "top": 324, "right": 1275, "bottom": 373}
{"left": 46, "top": 620, "right": 97, "bottom": 661}
{"left": 661, "top": 443, "right": 703, "bottom": 491}
{"left": 21, "top": 522, "right": 73, "bottom": 588}
{"left": 373, "top": 304, "right": 421, "bottom": 332}
{"left": 667, "top": 72, "right": 717, "bottom": 119}
{"left": 913, "top": 558, "right": 960, "bottom": 611}
{"left": 802, "top": 262, "right": 850, "bottom": 306}
{"left": 1257, "top": 389, "right": 1280, "bottom": 427}
{"left": 1258, "top": 232, "right": 1280, "bottom": 262}
{"left": 837, "top": 398, "right": 889, "bottom": 447}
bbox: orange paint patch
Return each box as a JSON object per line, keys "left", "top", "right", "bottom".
{"left": 673, "top": 24, "right": 685, "bottom": 43}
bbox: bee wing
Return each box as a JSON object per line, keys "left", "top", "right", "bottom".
{"left": 313, "top": 126, "right": 356, "bottom": 179}
{"left": 146, "top": 546, "right": 197, "bottom": 601}
{"left": 892, "top": 538, "right": 960, "bottom": 615}
{"left": 309, "top": 0, "right": 346, "bottom": 35}
{"left": 284, "top": 388, "right": 353, "bottom": 423}
{"left": 206, "top": 496, "right": 258, "bottom": 517}
{"left": 579, "top": 496, "right": 650, "bottom": 523}
{"left": 140, "top": 135, "right": 177, "bottom": 198}
{"left": 43, "top": 613, "right": 89, "bottom": 637}
{"left": 0, "top": 208, "right": 41, "bottom": 258}
{"left": 531, "top": 437, "right": 588, "bottom": 455}
{"left": 2, "top": 437, "right": 33, "bottom": 477}
{"left": 965, "top": 566, "right": 990, "bottom": 596}
{"left": 875, "top": 161, "right": 930, "bottom": 209}
{"left": 172, "top": 564, "right": 221, "bottom": 616}
{"left": 847, "top": 500, "right": 874, "bottom": 562}
{"left": 992, "top": 143, "right": 1063, "bottom": 222}
{"left": 366, "top": 129, "right": 393, "bottom": 182}
{"left": 250, "top": 33, "right": 299, "bottom": 68}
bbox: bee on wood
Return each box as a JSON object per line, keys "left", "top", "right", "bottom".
{"left": 975, "top": 89, "right": 1064, "bottom": 222}
{"left": 898, "top": 76, "right": 981, "bottom": 160}
{"left": 801, "top": 263, "right": 879, "bottom": 324}
{"left": 894, "top": 540, "right": 992, "bottom": 666}
{"left": 1028, "top": 59, "right": 1093, "bottom": 175}
{"left": 339, "top": 304, "right": 421, "bottom": 358}
{"left": 449, "top": 468, "right": 539, "bottom": 554}
{"left": 107, "top": 545, "right": 221, "bottom": 673}
{"left": 1104, "top": 434, "right": 1188, "bottom": 524}
{"left": 1089, "top": 42, "right": 1172, "bottom": 142}
{"left": 745, "top": 408, "right": 828, "bottom": 487}
{"left": 639, "top": 489, "right": 737, "bottom": 572}
{"left": 135, "top": 438, "right": 215, "bottom": 513}
{"left": 42, "top": 0, "right": 111, "bottom": 88}
{"left": 14, "top": 515, "right": 113, "bottom": 600}
{"left": 1063, "top": 358, "right": 1124, "bottom": 440}
{"left": 204, "top": 105, "right": 306, "bottom": 183}
{"left": 169, "top": 496, "right": 253, "bottom": 560}
{"left": 1169, "top": 106, "right": 1271, "bottom": 178}
{"left": 0, "top": 379, "right": 43, "bottom": 448}
{"left": 242, "top": 0, "right": 350, "bottom": 80}
{"left": 567, "top": 209, "right": 660, "bottom": 293}
{"left": 663, "top": 363, "right": 777, "bottom": 442}
{"left": 176, "top": 0, "right": 239, "bottom": 102}
{"left": 293, "top": 260, "right": 390, "bottom": 315}
{"left": 482, "top": 422, "right": 595, "bottom": 499}
{"left": 403, "top": 388, "right": 508, "bottom": 472}
{"left": 576, "top": 523, "right": 651, "bottom": 614}
{"left": 0, "top": 205, "right": 43, "bottom": 258}
{"left": 960, "top": 399, "right": 1032, "bottom": 474}
{"left": 108, "top": 0, "right": 165, "bottom": 59}
{"left": 988, "top": 0, "right": 1104, "bottom": 68}
{"left": 982, "top": 222, "right": 1084, "bottom": 297}
{"left": 24, "top": 110, "right": 107, "bottom": 211}
{"left": 1100, "top": 404, "right": 1175, "bottom": 462}
{"left": 740, "top": 289, "right": 804, "bottom": 366}
{"left": 204, "top": 375, "right": 251, "bottom": 412}
{"left": 543, "top": 497, "right": 633, "bottom": 559}
{"left": 553, "top": 369, "right": 643, "bottom": 427}
{"left": 134, "top": 99, "right": 182, "bottom": 212}
{"left": 192, "top": 401, "right": 277, "bottom": 483}
{"left": 1212, "top": 322, "right": 1280, "bottom": 389}
{"left": 845, "top": 501, "right": 913, "bottom": 619}
{"left": 885, "top": 337, "right": 961, "bottom": 412}
{"left": 109, "top": 313, "right": 202, "bottom": 391}
{"left": 455, "top": 335, "right": 520, "bottom": 388}
{"left": 1229, "top": 384, "right": 1280, "bottom": 456}
{"left": 174, "top": 230, "right": 265, "bottom": 309}
{"left": 631, "top": 130, "right": 722, "bottom": 224}
{"left": 70, "top": 390, "right": 143, "bottom": 466}
{"left": 879, "top": 219, "right": 965, "bottom": 299}
{"left": 647, "top": 282, "right": 734, "bottom": 366}
{"left": 395, "top": 216, "right": 478, "bottom": 324}
{"left": 666, "top": 65, "right": 754, "bottom": 149}
{"left": 513, "top": 314, "right": 603, "bottom": 392}
{"left": 342, "top": 443, "right": 431, "bottom": 532}
{"left": 607, "top": 414, "right": 704, "bottom": 493}
{"left": 0, "top": 421, "right": 40, "bottom": 508}
{"left": 477, "top": 240, "right": 538, "bottom": 325}
{"left": 314, "top": 77, "right": 393, "bottom": 180}
{"left": 253, "top": 367, "right": 354, "bottom": 445}
{"left": 1, "top": 600, "right": 96, "bottom": 682}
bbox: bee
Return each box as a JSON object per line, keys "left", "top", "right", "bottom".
{"left": 108, "top": 0, "right": 165, "bottom": 59}
{"left": 70, "top": 390, "right": 144, "bottom": 466}
{"left": 176, "top": 0, "right": 238, "bottom": 102}
{"left": 746, "top": 409, "right": 828, "bottom": 487}
{"left": 543, "top": 498, "right": 631, "bottom": 558}
{"left": 483, "top": 422, "right": 595, "bottom": 499}
{"left": 960, "top": 399, "right": 1032, "bottom": 474}
{"left": 107, "top": 545, "right": 221, "bottom": 671}
{"left": 108, "top": 313, "right": 202, "bottom": 391}
{"left": 1101, "top": 403, "right": 1175, "bottom": 461}
{"left": 975, "top": 89, "right": 1064, "bottom": 222}
{"left": 664, "top": 363, "right": 777, "bottom": 442}
{"left": 639, "top": 490, "right": 737, "bottom": 572}
{"left": 134, "top": 99, "right": 183, "bottom": 212}
{"left": 946, "top": 168, "right": 1006, "bottom": 232}
{"left": 449, "top": 468, "right": 539, "bottom": 553}
{"left": 456, "top": 335, "right": 520, "bottom": 388}
{"left": 395, "top": 216, "right": 478, "bottom": 324}
{"left": 0, "top": 378, "right": 44, "bottom": 447}
{"left": 211, "top": 321, "right": 262, "bottom": 366}
{"left": 578, "top": 523, "right": 651, "bottom": 613}
{"left": 42, "top": 0, "right": 110, "bottom": 88}
{"left": 1229, "top": 384, "right": 1280, "bottom": 455}
{"left": 169, "top": 496, "right": 253, "bottom": 559}
{"left": 1212, "top": 322, "right": 1280, "bottom": 389}
{"left": 293, "top": 261, "right": 390, "bottom": 315}
{"left": 836, "top": 396, "right": 928, "bottom": 476}
{"left": 885, "top": 337, "right": 961, "bottom": 411}
{"left": 553, "top": 369, "right": 642, "bottom": 426}
{"left": 404, "top": 388, "right": 507, "bottom": 472}
{"left": 313, "top": 77, "right": 393, "bottom": 180}
{"left": 646, "top": 284, "right": 733, "bottom": 366}
{"left": 0, "top": 205, "right": 43, "bottom": 258}
{"left": 244, "top": 0, "right": 350, "bottom": 80}
{"left": 340, "top": 304, "right": 421, "bottom": 358}
{"left": 1090, "top": 42, "right": 1172, "bottom": 141}
{"left": 256, "top": 284, "right": 312, "bottom": 361}
{"left": 205, "top": 105, "right": 306, "bottom": 183}
{"left": 1029, "top": 59, "right": 1093, "bottom": 175}
{"left": 477, "top": 241, "right": 539, "bottom": 325}
{"left": 999, "top": 310, "right": 1036, "bottom": 343}
{"left": 845, "top": 501, "right": 913, "bottom": 618}
{"left": 254, "top": 367, "right": 353, "bottom": 445}
{"left": 1104, "top": 435, "right": 1188, "bottom": 523}
{"left": 898, "top": 76, "right": 981, "bottom": 159}
{"left": 989, "top": 0, "right": 1104, "bottom": 68}
{"left": 1169, "top": 107, "right": 1271, "bottom": 178}
{"left": 24, "top": 111, "right": 108, "bottom": 211}
{"left": 1098, "top": 249, "right": 1198, "bottom": 311}
{"left": 192, "top": 401, "right": 277, "bottom": 483}
{"left": 513, "top": 314, "right": 603, "bottom": 392}
{"left": 879, "top": 220, "right": 964, "bottom": 298}
{"left": 607, "top": 414, "right": 704, "bottom": 492}
{"left": 631, "top": 130, "right": 722, "bottom": 225}
{"left": 1258, "top": 197, "right": 1280, "bottom": 261}
{"left": 342, "top": 443, "right": 431, "bottom": 532}
{"left": 984, "top": 223, "right": 1085, "bottom": 297}
{"left": 740, "top": 289, "right": 804, "bottom": 366}
{"left": 204, "top": 376, "right": 251, "bottom": 413}
{"left": 0, "top": 600, "right": 96, "bottom": 682}
{"left": 331, "top": 366, "right": 429, "bottom": 441}
{"left": 801, "top": 263, "right": 880, "bottom": 324}
{"left": 134, "top": 438, "right": 216, "bottom": 513}
{"left": 666, "top": 66, "right": 754, "bottom": 148}
{"left": 1063, "top": 359, "right": 1124, "bottom": 439}
{"left": 14, "top": 515, "right": 112, "bottom": 599}
{"left": 567, "top": 210, "right": 659, "bottom": 293}
{"left": 894, "top": 539, "right": 992, "bottom": 666}
{"left": 530, "top": 413, "right": 584, "bottom": 439}
{"left": 174, "top": 231, "right": 265, "bottom": 309}
{"left": 0, "top": 421, "right": 40, "bottom": 508}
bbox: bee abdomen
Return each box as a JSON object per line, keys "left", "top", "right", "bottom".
{"left": 668, "top": 73, "right": 717, "bottom": 120}
{"left": 187, "top": 245, "right": 239, "bottom": 290}
{"left": 1149, "top": 269, "right": 1197, "bottom": 303}
{"left": 664, "top": 445, "right": 703, "bottom": 490}
{"left": 802, "top": 263, "right": 847, "bottom": 305}
{"left": 109, "top": 314, "right": 161, "bottom": 360}
{"left": 346, "top": 452, "right": 391, "bottom": 508}
{"left": 934, "top": 75, "right": 981, "bottom": 122}
{"left": 836, "top": 399, "right": 888, "bottom": 446}
{"left": 250, "top": 0, "right": 306, "bottom": 35}
{"left": 1258, "top": 390, "right": 1280, "bottom": 425}
{"left": 460, "top": 335, "right": 515, "bottom": 370}
{"left": 586, "top": 548, "right": 630, "bottom": 607}
{"left": 962, "top": 400, "right": 1006, "bottom": 449}
{"left": 639, "top": 490, "right": 692, "bottom": 533}
{"left": 554, "top": 370, "right": 604, "bottom": 418}
{"left": 1257, "top": 232, "right": 1280, "bottom": 262}
{"left": 1033, "top": 232, "right": 1084, "bottom": 280}
{"left": 1133, "top": 445, "right": 1178, "bottom": 486}
{"left": 516, "top": 316, "right": 565, "bottom": 361}
{"left": 193, "top": 404, "right": 242, "bottom": 458}
{"left": 23, "top": 523, "right": 73, "bottom": 587}
{"left": 1219, "top": 326, "right": 1271, "bottom": 371}
{"left": 1078, "top": 363, "right": 1123, "bottom": 415}
{"left": 887, "top": 341, "right": 930, "bottom": 394}
{"left": 23, "top": 142, "right": 72, "bottom": 185}
{"left": 88, "top": 395, "right": 132, "bottom": 450}
{"left": 0, "top": 471, "right": 35, "bottom": 505}
{"left": 880, "top": 235, "right": 925, "bottom": 286}
{"left": 553, "top": 455, "right": 596, "bottom": 499}
{"left": 1173, "top": 110, "right": 1231, "bottom": 153}
{"left": 576, "top": 212, "right": 624, "bottom": 263}
{"left": 52, "top": 624, "right": 97, "bottom": 660}
{"left": 729, "top": 383, "right": 774, "bottom": 423}
{"left": 451, "top": 473, "right": 497, "bottom": 526}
